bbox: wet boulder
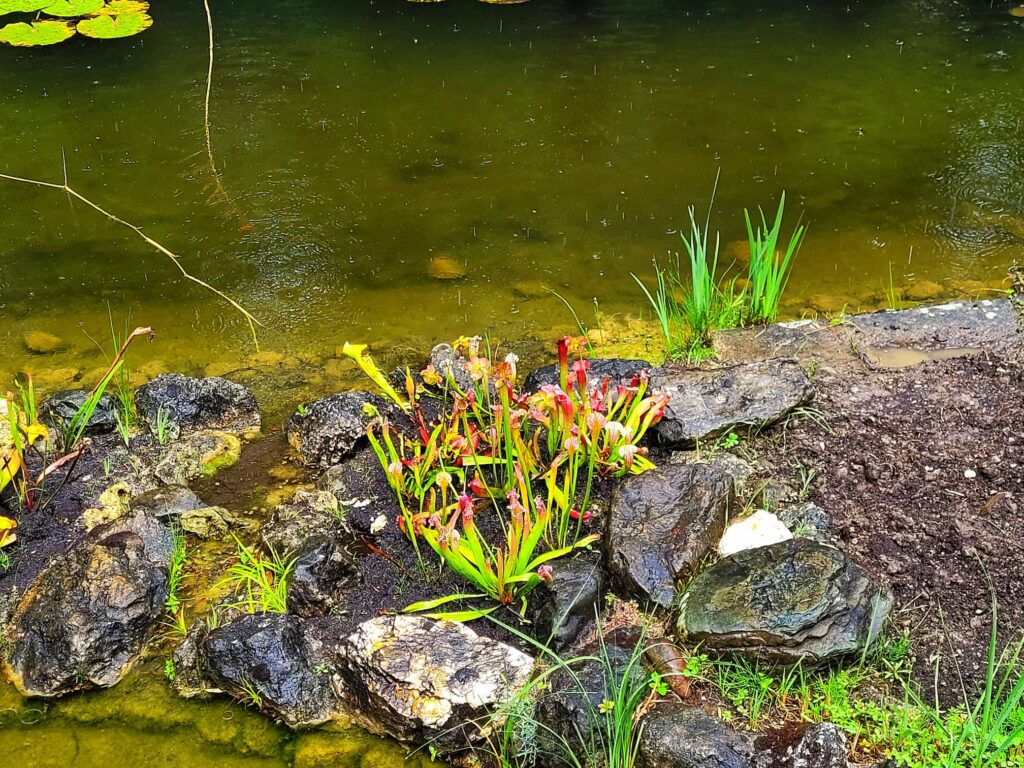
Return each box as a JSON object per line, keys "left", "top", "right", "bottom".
{"left": 135, "top": 374, "right": 260, "bottom": 440}
{"left": 638, "top": 704, "right": 756, "bottom": 768}
{"left": 778, "top": 502, "right": 832, "bottom": 544}
{"left": 528, "top": 552, "right": 604, "bottom": 651}
{"left": 3, "top": 509, "right": 173, "bottom": 697}
{"left": 651, "top": 358, "right": 812, "bottom": 448}
{"left": 202, "top": 613, "right": 340, "bottom": 728}
{"left": 286, "top": 392, "right": 385, "bottom": 469}
{"left": 288, "top": 535, "right": 359, "bottom": 618}
{"left": 523, "top": 357, "right": 650, "bottom": 393}
{"left": 677, "top": 539, "right": 891, "bottom": 664}
{"left": 605, "top": 460, "right": 737, "bottom": 609}
{"left": 336, "top": 615, "right": 534, "bottom": 751}
{"left": 40, "top": 389, "right": 119, "bottom": 436}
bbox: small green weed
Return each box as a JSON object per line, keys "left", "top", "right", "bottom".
{"left": 218, "top": 537, "right": 295, "bottom": 614}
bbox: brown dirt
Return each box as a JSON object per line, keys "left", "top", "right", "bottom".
{"left": 752, "top": 353, "right": 1024, "bottom": 700}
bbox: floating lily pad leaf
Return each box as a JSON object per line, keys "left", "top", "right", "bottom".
{"left": 0, "top": 19, "right": 74, "bottom": 46}
{"left": 42, "top": 0, "right": 103, "bottom": 16}
{"left": 0, "top": 0, "right": 51, "bottom": 13}
{"left": 478, "top": 0, "right": 532, "bottom": 4}
{"left": 76, "top": 10, "right": 151, "bottom": 39}
{"left": 95, "top": 0, "right": 149, "bottom": 14}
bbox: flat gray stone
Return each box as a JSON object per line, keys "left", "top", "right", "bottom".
{"left": 677, "top": 539, "right": 891, "bottom": 664}
{"left": 651, "top": 358, "right": 813, "bottom": 448}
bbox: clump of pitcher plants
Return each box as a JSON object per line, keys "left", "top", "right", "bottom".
{"left": 344, "top": 336, "right": 669, "bottom": 619}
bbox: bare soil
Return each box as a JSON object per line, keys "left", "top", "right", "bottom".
{"left": 752, "top": 353, "right": 1024, "bottom": 699}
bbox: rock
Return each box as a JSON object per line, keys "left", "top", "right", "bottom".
{"left": 537, "top": 641, "right": 647, "bottom": 758}
{"left": 131, "top": 485, "right": 206, "bottom": 520}
{"left": 23, "top": 331, "right": 66, "bottom": 354}
{"left": 288, "top": 535, "right": 359, "bottom": 618}
{"left": 528, "top": 553, "right": 604, "bottom": 651}
{"left": 651, "top": 359, "right": 813, "bottom": 449}
{"left": 677, "top": 539, "right": 891, "bottom": 664}
{"left": 202, "top": 613, "right": 339, "bottom": 728}
{"left": 180, "top": 506, "right": 245, "bottom": 539}
{"left": 285, "top": 392, "right": 383, "bottom": 469}
{"left": 261, "top": 490, "right": 346, "bottom": 553}
{"left": 3, "top": 509, "right": 172, "bottom": 697}
{"left": 40, "top": 390, "right": 119, "bottom": 436}
{"left": 638, "top": 704, "right": 755, "bottom": 768}
{"left": 337, "top": 615, "right": 534, "bottom": 750}
{"left": 82, "top": 482, "right": 133, "bottom": 529}
{"left": 523, "top": 358, "right": 650, "bottom": 393}
{"left": 134, "top": 374, "right": 260, "bottom": 440}
{"left": 778, "top": 503, "right": 832, "bottom": 543}
{"left": 788, "top": 722, "right": 850, "bottom": 768}
{"left": 19, "top": 366, "right": 81, "bottom": 390}
{"left": 905, "top": 280, "right": 946, "bottom": 302}
{"left": 427, "top": 255, "right": 466, "bottom": 280}
{"left": 428, "top": 343, "right": 475, "bottom": 391}
{"left": 605, "top": 461, "right": 737, "bottom": 609}
{"left": 718, "top": 510, "right": 793, "bottom": 557}
{"left": 154, "top": 430, "right": 241, "bottom": 485}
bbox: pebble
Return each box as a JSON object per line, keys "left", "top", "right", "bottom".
{"left": 964, "top": 469, "right": 977, "bottom": 479}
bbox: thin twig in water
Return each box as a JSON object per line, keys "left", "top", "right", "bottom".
{"left": 202, "top": 0, "right": 239, "bottom": 215}
{"left": 0, "top": 153, "right": 262, "bottom": 348}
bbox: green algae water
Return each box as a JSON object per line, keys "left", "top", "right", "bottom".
{"left": 2, "top": 0, "right": 1024, "bottom": 762}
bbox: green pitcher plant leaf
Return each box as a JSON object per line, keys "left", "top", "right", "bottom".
{"left": 0, "top": 19, "right": 74, "bottom": 46}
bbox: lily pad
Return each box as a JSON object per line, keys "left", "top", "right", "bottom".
{"left": 0, "top": 19, "right": 74, "bottom": 46}
{"left": 41, "top": 0, "right": 103, "bottom": 16}
{"left": 95, "top": 0, "right": 149, "bottom": 14}
{"left": 76, "top": 10, "right": 151, "bottom": 38}
{"left": 0, "top": 0, "right": 50, "bottom": 13}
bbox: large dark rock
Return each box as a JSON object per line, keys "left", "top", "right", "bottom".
{"left": 286, "top": 392, "right": 385, "bottom": 469}
{"left": 135, "top": 374, "right": 260, "bottom": 440}
{"left": 523, "top": 358, "right": 651, "bottom": 393}
{"left": 528, "top": 553, "right": 604, "bottom": 652}
{"left": 3, "top": 510, "right": 172, "bottom": 697}
{"left": 40, "top": 389, "right": 119, "bottom": 436}
{"left": 288, "top": 535, "right": 359, "bottom": 618}
{"left": 336, "top": 615, "right": 534, "bottom": 751}
{"left": 605, "top": 460, "right": 738, "bottom": 609}
{"left": 536, "top": 640, "right": 647, "bottom": 760}
{"left": 677, "top": 539, "right": 891, "bottom": 664}
{"left": 651, "top": 358, "right": 812, "bottom": 448}
{"left": 202, "top": 613, "right": 339, "bottom": 728}
{"left": 639, "top": 704, "right": 755, "bottom": 768}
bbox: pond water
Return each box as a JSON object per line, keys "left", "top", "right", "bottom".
{"left": 1, "top": 0, "right": 1023, "bottom": 762}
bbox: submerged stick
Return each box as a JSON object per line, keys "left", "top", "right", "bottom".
{"left": 202, "top": 0, "right": 240, "bottom": 215}
{"left": 0, "top": 155, "right": 262, "bottom": 348}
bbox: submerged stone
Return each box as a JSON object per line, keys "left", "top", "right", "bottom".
{"left": 131, "top": 485, "right": 206, "bottom": 520}
{"left": 677, "top": 538, "right": 891, "bottom": 664}
{"left": 23, "top": 330, "right": 66, "bottom": 354}
{"left": 605, "top": 460, "right": 738, "bottom": 609}
{"left": 3, "top": 509, "right": 172, "bottom": 697}
{"left": 135, "top": 374, "right": 260, "bottom": 440}
{"left": 651, "top": 358, "right": 813, "bottom": 448}
{"left": 336, "top": 615, "right": 534, "bottom": 751}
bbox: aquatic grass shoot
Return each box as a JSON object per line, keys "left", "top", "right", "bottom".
{"left": 743, "top": 192, "right": 805, "bottom": 325}
{"left": 164, "top": 523, "right": 189, "bottom": 636}
{"left": 219, "top": 537, "right": 296, "bottom": 615}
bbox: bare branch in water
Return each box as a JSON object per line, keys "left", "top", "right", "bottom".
{"left": 0, "top": 166, "right": 262, "bottom": 348}
{"left": 203, "top": 0, "right": 243, "bottom": 218}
